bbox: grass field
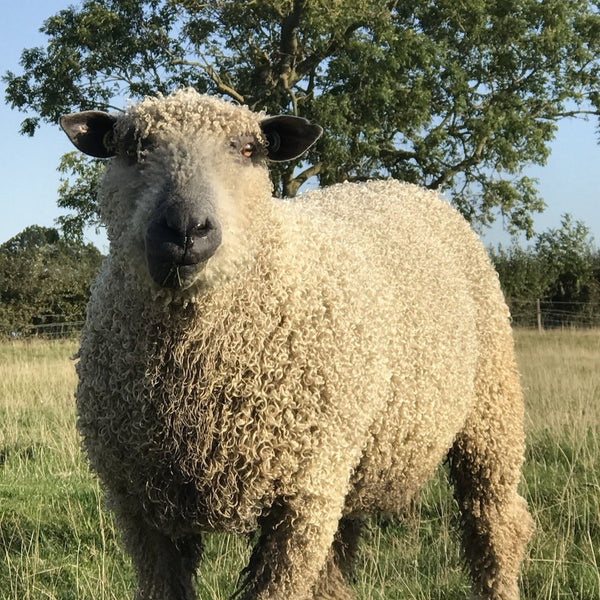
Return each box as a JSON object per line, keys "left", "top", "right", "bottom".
{"left": 1, "top": 330, "right": 599, "bottom": 599}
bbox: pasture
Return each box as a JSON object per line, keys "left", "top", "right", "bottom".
{"left": 1, "top": 330, "right": 599, "bottom": 599}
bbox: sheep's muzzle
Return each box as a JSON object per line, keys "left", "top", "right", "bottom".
{"left": 145, "top": 202, "right": 222, "bottom": 289}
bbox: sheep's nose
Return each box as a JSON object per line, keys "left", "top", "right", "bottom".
{"left": 145, "top": 202, "right": 222, "bottom": 289}
{"left": 164, "top": 206, "right": 216, "bottom": 250}
{"left": 186, "top": 219, "right": 218, "bottom": 251}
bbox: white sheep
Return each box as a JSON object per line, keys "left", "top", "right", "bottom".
{"left": 60, "top": 88, "right": 532, "bottom": 600}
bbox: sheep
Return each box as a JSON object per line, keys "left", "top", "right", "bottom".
{"left": 60, "top": 88, "right": 532, "bottom": 600}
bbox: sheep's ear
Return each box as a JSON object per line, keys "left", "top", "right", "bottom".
{"left": 260, "top": 116, "right": 323, "bottom": 162}
{"left": 59, "top": 111, "right": 117, "bottom": 158}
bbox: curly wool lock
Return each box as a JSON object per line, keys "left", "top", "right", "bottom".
{"left": 62, "top": 88, "right": 532, "bottom": 600}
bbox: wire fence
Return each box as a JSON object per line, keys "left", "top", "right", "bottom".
{"left": 509, "top": 299, "right": 600, "bottom": 329}
{"left": 5, "top": 301, "right": 600, "bottom": 339}
{"left": 5, "top": 315, "right": 84, "bottom": 339}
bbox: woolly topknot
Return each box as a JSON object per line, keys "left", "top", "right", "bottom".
{"left": 116, "top": 88, "right": 265, "bottom": 143}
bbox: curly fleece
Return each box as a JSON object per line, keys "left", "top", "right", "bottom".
{"left": 75, "top": 89, "right": 532, "bottom": 600}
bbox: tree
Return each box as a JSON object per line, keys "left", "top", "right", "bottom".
{"left": 56, "top": 151, "right": 106, "bottom": 244}
{"left": 5, "top": 0, "right": 600, "bottom": 240}
{"left": 535, "top": 214, "right": 598, "bottom": 308}
{"left": 489, "top": 214, "right": 600, "bottom": 326}
{"left": 0, "top": 225, "right": 103, "bottom": 336}
{"left": 489, "top": 243, "right": 551, "bottom": 304}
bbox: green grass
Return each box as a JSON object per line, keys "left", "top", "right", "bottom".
{"left": 1, "top": 332, "right": 600, "bottom": 598}
{"left": 516, "top": 330, "right": 600, "bottom": 599}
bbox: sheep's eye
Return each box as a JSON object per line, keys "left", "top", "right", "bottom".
{"left": 241, "top": 142, "right": 255, "bottom": 158}
{"left": 121, "top": 133, "right": 154, "bottom": 163}
{"left": 230, "top": 136, "right": 259, "bottom": 159}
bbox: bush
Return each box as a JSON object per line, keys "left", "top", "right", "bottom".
{"left": 0, "top": 226, "right": 103, "bottom": 337}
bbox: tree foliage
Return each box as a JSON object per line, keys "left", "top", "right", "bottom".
{"left": 0, "top": 226, "right": 103, "bottom": 336}
{"left": 5, "top": 0, "right": 600, "bottom": 239}
{"left": 490, "top": 214, "right": 600, "bottom": 326}
{"left": 56, "top": 152, "right": 106, "bottom": 243}
{"left": 534, "top": 214, "right": 598, "bottom": 305}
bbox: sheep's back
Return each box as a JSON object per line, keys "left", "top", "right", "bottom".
{"left": 288, "top": 180, "right": 511, "bottom": 512}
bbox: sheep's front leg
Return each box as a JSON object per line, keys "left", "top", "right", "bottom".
{"left": 131, "top": 529, "right": 202, "bottom": 600}
{"left": 112, "top": 504, "right": 203, "bottom": 600}
{"left": 236, "top": 495, "right": 344, "bottom": 600}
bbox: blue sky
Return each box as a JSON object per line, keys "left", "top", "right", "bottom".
{"left": 2, "top": 1, "right": 600, "bottom": 253}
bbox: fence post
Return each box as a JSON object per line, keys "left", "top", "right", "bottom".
{"left": 536, "top": 298, "right": 543, "bottom": 332}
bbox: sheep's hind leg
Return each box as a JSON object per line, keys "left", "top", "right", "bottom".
{"left": 448, "top": 399, "right": 533, "bottom": 599}
{"left": 312, "top": 517, "right": 363, "bottom": 600}
{"left": 234, "top": 496, "right": 345, "bottom": 600}
{"left": 113, "top": 507, "right": 202, "bottom": 600}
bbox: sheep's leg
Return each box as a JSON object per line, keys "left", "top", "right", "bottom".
{"left": 448, "top": 375, "right": 533, "bottom": 600}
{"left": 235, "top": 496, "right": 345, "bottom": 600}
{"left": 312, "top": 516, "right": 363, "bottom": 600}
{"left": 113, "top": 507, "right": 202, "bottom": 600}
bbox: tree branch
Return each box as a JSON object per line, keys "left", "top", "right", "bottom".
{"left": 379, "top": 147, "right": 418, "bottom": 163}
{"left": 428, "top": 137, "right": 488, "bottom": 190}
{"left": 277, "top": 0, "right": 307, "bottom": 114}
{"left": 296, "top": 22, "right": 364, "bottom": 80}
{"left": 284, "top": 162, "right": 322, "bottom": 197}
{"left": 552, "top": 109, "right": 600, "bottom": 119}
{"left": 170, "top": 57, "right": 245, "bottom": 103}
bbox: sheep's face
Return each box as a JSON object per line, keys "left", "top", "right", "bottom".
{"left": 60, "top": 90, "right": 322, "bottom": 292}
{"left": 125, "top": 134, "right": 229, "bottom": 290}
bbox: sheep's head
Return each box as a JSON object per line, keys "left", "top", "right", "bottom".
{"left": 59, "top": 89, "right": 322, "bottom": 292}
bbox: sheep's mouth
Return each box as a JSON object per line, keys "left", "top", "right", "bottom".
{"left": 145, "top": 216, "right": 222, "bottom": 289}
{"left": 148, "top": 260, "right": 207, "bottom": 289}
